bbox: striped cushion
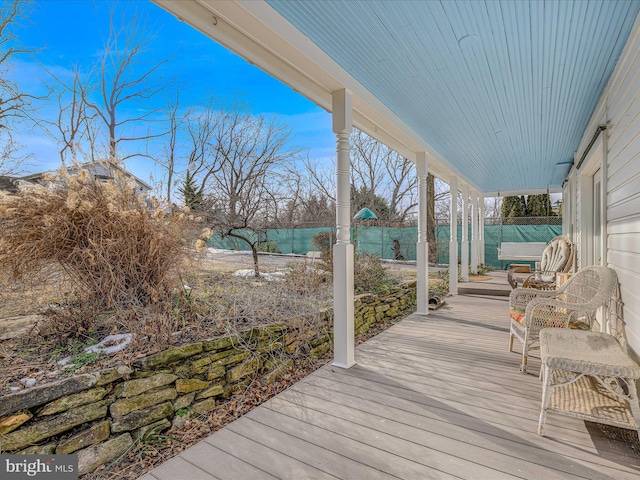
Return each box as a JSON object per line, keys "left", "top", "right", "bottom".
{"left": 509, "top": 308, "right": 590, "bottom": 330}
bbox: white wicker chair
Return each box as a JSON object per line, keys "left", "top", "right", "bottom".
{"left": 508, "top": 265, "right": 619, "bottom": 373}
{"left": 508, "top": 235, "right": 574, "bottom": 289}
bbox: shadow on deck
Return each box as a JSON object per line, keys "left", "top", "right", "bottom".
{"left": 140, "top": 293, "right": 640, "bottom": 480}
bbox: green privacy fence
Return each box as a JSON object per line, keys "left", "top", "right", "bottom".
{"left": 207, "top": 222, "right": 562, "bottom": 270}
{"left": 435, "top": 223, "right": 562, "bottom": 270}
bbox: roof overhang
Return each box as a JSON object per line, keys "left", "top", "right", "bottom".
{"left": 154, "top": 0, "right": 479, "bottom": 189}
{"left": 153, "top": 0, "right": 634, "bottom": 196}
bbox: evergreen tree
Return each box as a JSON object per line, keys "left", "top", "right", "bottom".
{"left": 501, "top": 195, "right": 526, "bottom": 218}
{"left": 179, "top": 170, "right": 203, "bottom": 209}
{"left": 500, "top": 196, "right": 515, "bottom": 218}
{"left": 513, "top": 197, "right": 525, "bottom": 217}
{"left": 526, "top": 194, "right": 555, "bottom": 216}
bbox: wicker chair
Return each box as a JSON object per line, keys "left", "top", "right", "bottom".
{"left": 508, "top": 235, "right": 574, "bottom": 289}
{"left": 508, "top": 265, "right": 619, "bottom": 373}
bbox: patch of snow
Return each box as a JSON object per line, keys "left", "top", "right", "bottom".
{"left": 84, "top": 333, "right": 133, "bottom": 355}
{"left": 10, "top": 386, "right": 21, "bottom": 392}
{"left": 20, "top": 377, "right": 37, "bottom": 388}
{"left": 57, "top": 333, "right": 133, "bottom": 367}
{"left": 57, "top": 357, "right": 72, "bottom": 367}
{"left": 233, "top": 269, "right": 258, "bottom": 278}
{"left": 207, "top": 248, "right": 251, "bottom": 255}
{"left": 232, "top": 269, "right": 284, "bottom": 282}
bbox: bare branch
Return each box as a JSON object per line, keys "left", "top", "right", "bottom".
{"left": 82, "top": 3, "right": 173, "bottom": 161}
{"left": 188, "top": 101, "right": 299, "bottom": 275}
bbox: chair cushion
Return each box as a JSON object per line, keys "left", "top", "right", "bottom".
{"left": 569, "top": 319, "right": 591, "bottom": 330}
{"left": 509, "top": 307, "right": 590, "bottom": 330}
{"left": 510, "top": 308, "right": 525, "bottom": 325}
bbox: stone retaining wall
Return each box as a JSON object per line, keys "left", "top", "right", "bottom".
{"left": 0, "top": 282, "right": 415, "bottom": 475}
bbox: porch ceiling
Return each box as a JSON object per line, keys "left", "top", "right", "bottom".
{"left": 156, "top": 0, "right": 640, "bottom": 195}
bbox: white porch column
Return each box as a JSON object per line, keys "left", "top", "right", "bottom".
{"left": 332, "top": 89, "right": 355, "bottom": 369}
{"left": 449, "top": 175, "right": 458, "bottom": 295}
{"left": 479, "top": 195, "right": 485, "bottom": 265}
{"left": 470, "top": 190, "right": 479, "bottom": 275}
{"left": 416, "top": 152, "right": 429, "bottom": 315}
{"left": 460, "top": 184, "right": 469, "bottom": 282}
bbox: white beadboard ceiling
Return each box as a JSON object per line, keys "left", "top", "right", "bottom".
{"left": 263, "top": 0, "right": 639, "bottom": 193}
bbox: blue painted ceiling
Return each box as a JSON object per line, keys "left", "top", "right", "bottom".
{"left": 267, "top": 0, "right": 640, "bottom": 193}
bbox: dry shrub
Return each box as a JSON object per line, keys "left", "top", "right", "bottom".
{"left": 214, "top": 275, "right": 330, "bottom": 329}
{"left": 192, "top": 267, "right": 331, "bottom": 340}
{"left": 0, "top": 166, "right": 190, "bottom": 315}
{"left": 354, "top": 253, "right": 399, "bottom": 294}
{"left": 283, "top": 261, "right": 330, "bottom": 295}
{"left": 311, "top": 230, "right": 334, "bottom": 272}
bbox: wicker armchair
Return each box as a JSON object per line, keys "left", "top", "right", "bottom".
{"left": 508, "top": 265, "right": 619, "bottom": 373}
{"left": 508, "top": 235, "right": 574, "bottom": 289}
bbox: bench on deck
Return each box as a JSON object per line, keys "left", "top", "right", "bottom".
{"left": 498, "top": 242, "right": 547, "bottom": 261}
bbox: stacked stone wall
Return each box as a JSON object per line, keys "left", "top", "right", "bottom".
{"left": 0, "top": 282, "right": 415, "bottom": 475}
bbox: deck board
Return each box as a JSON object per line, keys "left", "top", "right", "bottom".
{"left": 226, "top": 417, "right": 400, "bottom": 480}
{"left": 180, "top": 441, "right": 279, "bottom": 480}
{"left": 247, "top": 406, "right": 460, "bottom": 480}
{"left": 205, "top": 429, "right": 338, "bottom": 480}
{"left": 139, "top": 293, "right": 640, "bottom": 480}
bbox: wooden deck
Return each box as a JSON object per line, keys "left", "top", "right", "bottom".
{"left": 139, "top": 293, "right": 640, "bottom": 480}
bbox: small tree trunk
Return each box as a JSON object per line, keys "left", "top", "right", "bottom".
{"left": 427, "top": 174, "right": 437, "bottom": 262}
{"left": 251, "top": 245, "right": 260, "bottom": 278}
{"left": 224, "top": 230, "right": 261, "bottom": 277}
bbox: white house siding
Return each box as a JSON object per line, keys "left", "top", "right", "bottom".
{"left": 571, "top": 15, "right": 640, "bottom": 357}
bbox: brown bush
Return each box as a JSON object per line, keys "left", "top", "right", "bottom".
{"left": 311, "top": 230, "right": 334, "bottom": 272}
{"left": 354, "top": 253, "right": 399, "bottom": 294}
{"left": 0, "top": 167, "right": 190, "bottom": 313}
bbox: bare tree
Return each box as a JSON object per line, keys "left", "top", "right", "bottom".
{"left": 0, "top": 130, "right": 28, "bottom": 175}
{"left": 0, "top": 0, "right": 38, "bottom": 174}
{"left": 151, "top": 89, "right": 184, "bottom": 205}
{"left": 83, "top": 4, "right": 171, "bottom": 161}
{"left": 299, "top": 131, "right": 417, "bottom": 224}
{"left": 190, "top": 102, "right": 299, "bottom": 276}
{"left": 183, "top": 97, "right": 223, "bottom": 195}
{"left": 350, "top": 130, "right": 417, "bottom": 222}
{"left": 484, "top": 196, "right": 503, "bottom": 220}
{"left": 301, "top": 156, "right": 336, "bottom": 202}
{"left": 280, "top": 158, "right": 335, "bottom": 226}
{"left": 45, "top": 67, "right": 98, "bottom": 165}
{"left": 433, "top": 178, "right": 454, "bottom": 224}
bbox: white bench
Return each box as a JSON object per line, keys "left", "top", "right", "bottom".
{"left": 497, "top": 242, "right": 547, "bottom": 261}
{"left": 306, "top": 251, "right": 322, "bottom": 260}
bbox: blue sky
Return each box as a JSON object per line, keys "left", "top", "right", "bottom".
{"left": 12, "top": 0, "right": 334, "bottom": 188}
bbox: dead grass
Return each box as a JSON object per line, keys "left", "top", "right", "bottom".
{"left": 0, "top": 256, "right": 333, "bottom": 392}
{"left": 0, "top": 266, "right": 71, "bottom": 318}
{"left": 0, "top": 167, "right": 193, "bottom": 318}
